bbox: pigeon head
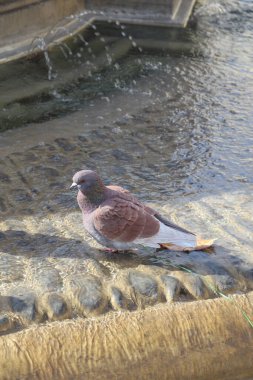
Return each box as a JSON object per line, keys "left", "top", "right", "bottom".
{"left": 70, "top": 170, "right": 105, "bottom": 202}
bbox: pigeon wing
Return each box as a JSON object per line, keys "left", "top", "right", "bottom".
{"left": 93, "top": 197, "right": 159, "bottom": 243}
{"left": 143, "top": 205, "right": 195, "bottom": 236}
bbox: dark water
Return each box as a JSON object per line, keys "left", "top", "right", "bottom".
{"left": 0, "top": 0, "right": 252, "bottom": 330}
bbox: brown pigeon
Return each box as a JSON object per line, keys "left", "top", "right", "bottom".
{"left": 70, "top": 170, "right": 214, "bottom": 252}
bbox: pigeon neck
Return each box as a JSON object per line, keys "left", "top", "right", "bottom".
{"left": 78, "top": 184, "right": 105, "bottom": 210}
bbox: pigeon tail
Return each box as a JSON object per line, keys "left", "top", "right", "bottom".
{"left": 154, "top": 213, "right": 195, "bottom": 236}
{"left": 135, "top": 222, "right": 215, "bottom": 251}
{"left": 135, "top": 222, "right": 196, "bottom": 248}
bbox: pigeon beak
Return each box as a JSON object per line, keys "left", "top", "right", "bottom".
{"left": 70, "top": 182, "right": 78, "bottom": 190}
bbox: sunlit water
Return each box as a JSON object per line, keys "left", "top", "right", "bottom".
{"left": 0, "top": 0, "right": 252, "bottom": 329}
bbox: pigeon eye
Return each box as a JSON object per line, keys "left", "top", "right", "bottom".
{"left": 79, "top": 179, "right": 86, "bottom": 184}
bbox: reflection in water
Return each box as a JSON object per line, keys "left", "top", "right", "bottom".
{"left": 0, "top": 0, "right": 253, "bottom": 328}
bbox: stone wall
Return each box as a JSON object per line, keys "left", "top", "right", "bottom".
{"left": 0, "top": 0, "right": 84, "bottom": 44}
{"left": 85, "top": 0, "right": 180, "bottom": 14}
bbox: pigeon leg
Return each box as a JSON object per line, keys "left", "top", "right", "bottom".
{"left": 98, "top": 248, "right": 120, "bottom": 253}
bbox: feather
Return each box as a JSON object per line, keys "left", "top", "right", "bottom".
{"left": 154, "top": 213, "right": 195, "bottom": 236}
{"left": 135, "top": 222, "right": 197, "bottom": 248}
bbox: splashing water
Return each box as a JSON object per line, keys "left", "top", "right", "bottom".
{"left": 33, "top": 37, "right": 56, "bottom": 81}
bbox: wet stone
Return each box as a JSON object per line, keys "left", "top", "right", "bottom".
{"left": 0, "top": 315, "right": 12, "bottom": 333}
{"left": 52, "top": 244, "right": 76, "bottom": 258}
{"left": 31, "top": 188, "right": 40, "bottom": 195}
{"left": 47, "top": 153, "right": 70, "bottom": 166}
{"left": 0, "top": 254, "right": 24, "bottom": 283}
{"left": 53, "top": 193, "right": 74, "bottom": 207}
{"left": 51, "top": 241, "right": 91, "bottom": 261}
{"left": 175, "top": 254, "right": 238, "bottom": 294}
{"left": 19, "top": 207, "right": 34, "bottom": 216}
{"left": 23, "top": 152, "right": 38, "bottom": 161}
{"left": 110, "top": 287, "right": 126, "bottom": 310}
{"left": 174, "top": 272, "right": 207, "bottom": 300}
{"left": 0, "top": 198, "right": 7, "bottom": 212}
{"left": 114, "top": 114, "right": 133, "bottom": 126}
{"left": 10, "top": 189, "right": 32, "bottom": 202}
{"left": 41, "top": 293, "right": 69, "bottom": 320}
{"left": 4, "top": 229, "right": 26, "bottom": 238}
{"left": 112, "top": 166, "right": 127, "bottom": 176}
{"left": 37, "top": 268, "right": 62, "bottom": 292}
{"left": 27, "top": 258, "right": 63, "bottom": 292}
{"left": 129, "top": 271, "right": 158, "bottom": 299}
{"left": 31, "top": 143, "right": 55, "bottom": 153}
{"left": 0, "top": 296, "right": 10, "bottom": 313}
{"left": 0, "top": 171, "right": 10, "bottom": 183}
{"left": 8, "top": 288, "right": 36, "bottom": 321}
{"left": 200, "top": 259, "right": 234, "bottom": 277}
{"left": 160, "top": 275, "right": 180, "bottom": 302}
{"left": 54, "top": 138, "right": 76, "bottom": 151}
{"left": 48, "top": 181, "right": 65, "bottom": 190}
{"left": 0, "top": 232, "right": 6, "bottom": 240}
{"left": 27, "top": 165, "right": 60, "bottom": 178}
{"left": 241, "top": 268, "right": 253, "bottom": 287}
{"left": 205, "top": 274, "right": 236, "bottom": 293}
{"left": 171, "top": 251, "right": 232, "bottom": 278}
{"left": 89, "top": 151, "right": 105, "bottom": 159}
{"left": 67, "top": 274, "right": 106, "bottom": 316}
{"left": 77, "top": 135, "right": 88, "bottom": 143}
{"left": 90, "top": 129, "right": 111, "bottom": 141}
{"left": 111, "top": 149, "right": 132, "bottom": 161}
{"left": 1, "top": 230, "right": 60, "bottom": 257}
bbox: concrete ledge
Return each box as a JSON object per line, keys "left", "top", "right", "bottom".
{"left": 0, "top": 0, "right": 196, "bottom": 63}
{"left": 0, "top": 0, "right": 84, "bottom": 42}
{"left": 0, "top": 292, "right": 252, "bottom": 380}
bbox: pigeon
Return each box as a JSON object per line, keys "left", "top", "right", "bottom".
{"left": 70, "top": 170, "right": 214, "bottom": 252}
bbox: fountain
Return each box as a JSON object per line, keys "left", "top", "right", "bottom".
{"left": 0, "top": 0, "right": 196, "bottom": 63}
{"left": 0, "top": 0, "right": 253, "bottom": 379}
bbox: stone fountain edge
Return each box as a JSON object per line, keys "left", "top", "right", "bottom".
{"left": 0, "top": 291, "right": 252, "bottom": 380}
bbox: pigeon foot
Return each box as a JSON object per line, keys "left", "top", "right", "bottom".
{"left": 99, "top": 248, "right": 120, "bottom": 253}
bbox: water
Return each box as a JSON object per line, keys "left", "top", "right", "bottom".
{"left": 0, "top": 0, "right": 253, "bottom": 329}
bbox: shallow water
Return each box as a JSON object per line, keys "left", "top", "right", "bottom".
{"left": 0, "top": 0, "right": 253, "bottom": 331}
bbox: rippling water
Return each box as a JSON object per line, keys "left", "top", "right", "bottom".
{"left": 0, "top": 0, "right": 252, "bottom": 328}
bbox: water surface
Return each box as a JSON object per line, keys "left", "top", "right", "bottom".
{"left": 0, "top": 0, "right": 252, "bottom": 329}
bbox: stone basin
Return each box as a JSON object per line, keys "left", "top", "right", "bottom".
{"left": 0, "top": 114, "right": 252, "bottom": 337}
{"left": 0, "top": 82, "right": 253, "bottom": 378}
{"left": 0, "top": 292, "right": 253, "bottom": 380}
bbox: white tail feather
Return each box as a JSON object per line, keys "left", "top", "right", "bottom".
{"left": 135, "top": 222, "right": 197, "bottom": 248}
